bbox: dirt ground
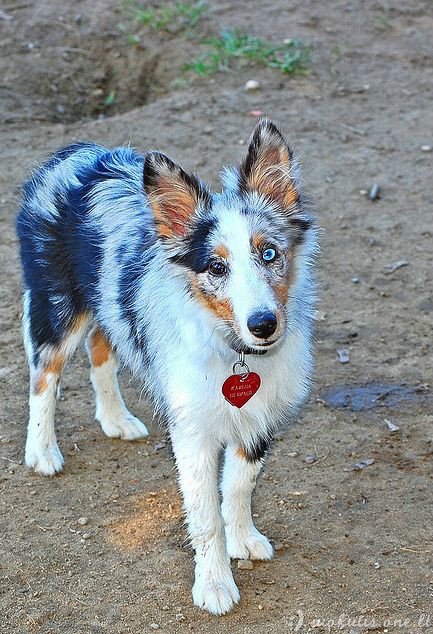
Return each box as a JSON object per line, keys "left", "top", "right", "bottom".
{"left": 1, "top": 1, "right": 432, "bottom": 633}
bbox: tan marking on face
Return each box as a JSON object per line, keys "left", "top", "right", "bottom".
{"left": 272, "top": 250, "right": 294, "bottom": 306}
{"left": 90, "top": 329, "right": 112, "bottom": 367}
{"left": 191, "top": 281, "right": 234, "bottom": 322}
{"left": 274, "top": 282, "right": 289, "bottom": 306}
{"left": 252, "top": 233, "right": 265, "bottom": 251}
{"left": 236, "top": 447, "right": 248, "bottom": 460}
{"left": 33, "top": 352, "right": 65, "bottom": 395}
{"left": 214, "top": 245, "right": 229, "bottom": 260}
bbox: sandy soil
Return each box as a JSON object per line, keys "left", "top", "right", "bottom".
{"left": 1, "top": 1, "right": 432, "bottom": 633}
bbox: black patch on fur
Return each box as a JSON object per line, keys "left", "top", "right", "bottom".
{"left": 290, "top": 215, "right": 312, "bottom": 246}
{"left": 243, "top": 435, "right": 273, "bottom": 462}
{"left": 117, "top": 227, "right": 157, "bottom": 356}
{"left": 170, "top": 217, "right": 216, "bottom": 273}
{"left": 289, "top": 216, "right": 312, "bottom": 232}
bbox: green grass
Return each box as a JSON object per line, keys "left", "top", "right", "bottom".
{"left": 184, "top": 29, "right": 310, "bottom": 76}
{"left": 125, "top": 0, "right": 206, "bottom": 31}
{"left": 102, "top": 91, "right": 116, "bottom": 107}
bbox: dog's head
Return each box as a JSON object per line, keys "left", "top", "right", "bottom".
{"left": 144, "top": 119, "right": 316, "bottom": 353}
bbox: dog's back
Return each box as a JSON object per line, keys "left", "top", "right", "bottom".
{"left": 17, "top": 143, "right": 149, "bottom": 347}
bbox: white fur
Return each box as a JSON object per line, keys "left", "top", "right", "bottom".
{"left": 85, "top": 328, "right": 149, "bottom": 440}
{"left": 25, "top": 372, "right": 64, "bottom": 476}
{"left": 221, "top": 445, "right": 273, "bottom": 560}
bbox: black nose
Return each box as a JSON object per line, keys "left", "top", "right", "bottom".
{"left": 247, "top": 311, "right": 278, "bottom": 339}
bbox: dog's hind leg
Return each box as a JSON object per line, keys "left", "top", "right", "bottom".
{"left": 85, "top": 325, "right": 148, "bottom": 440}
{"left": 221, "top": 444, "right": 274, "bottom": 561}
{"left": 23, "top": 293, "right": 91, "bottom": 476}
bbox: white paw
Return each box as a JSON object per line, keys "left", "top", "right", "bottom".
{"left": 226, "top": 526, "right": 274, "bottom": 561}
{"left": 99, "top": 411, "right": 149, "bottom": 440}
{"left": 192, "top": 572, "right": 240, "bottom": 615}
{"left": 25, "top": 442, "right": 64, "bottom": 476}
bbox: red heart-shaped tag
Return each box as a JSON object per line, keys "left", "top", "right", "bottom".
{"left": 222, "top": 372, "right": 261, "bottom": 408}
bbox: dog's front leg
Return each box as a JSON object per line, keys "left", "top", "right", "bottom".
{"left": 170, "top": 428, "right": 240, "bottom": 615}
{"left": 221, "top": 444, "right": 274, "bottom": 561}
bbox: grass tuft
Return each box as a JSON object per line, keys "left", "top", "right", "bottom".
{"left": 183, "top": 29, "right": 310, "bottom": 76}
{"left": 126, "top": 0, "right": 206, "bottom": 31}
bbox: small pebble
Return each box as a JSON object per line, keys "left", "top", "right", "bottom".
{"left": 274, "top": 542, "right": 284, "bottom": 551}
{"left": 305, "top": 454, "right": 316, "bottom": 464}
{"left": 337, "top": 348, "right": 351, "bottom": 363}
{"left": 77, "top": 516, "right": 88, "bottom": 526}
{"left": 421, "top": 144, "right": 432, "bottom": 152}
{"left": 237, "top": 559, "right": 254, "bottom": 570}
{"left": 150, "top": 624, "right": 160, "bottom": 630}
{"left": 359, "top": 188, "right": 368, "bottom": 196}
{"left": 369, "top": 183, "right": 381, "bottom": 201}
{"left": 244, "top": 79, "right": 260, "bottom": 91}
{"left": 385, "top": 419, "right": 399, "bottom": 433}
{"left": 82, "top": 532, "right": 91, "bottom": 540}
{"left": 373, "top": 561, "right": 381, "bottom": 569}
{"left": 351, "top": 277, "right": 360, "bottom": 283}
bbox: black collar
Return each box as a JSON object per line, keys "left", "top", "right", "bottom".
{"left": 231, "top": 345, "right": 268, "bottom": 356}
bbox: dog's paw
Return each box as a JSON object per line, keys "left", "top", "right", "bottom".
{"left": 99, "top": 412, "right": 149, "bottom": 440}
{"left": 226, "top": 526, "right": 274, "bottom": 561}
{"left": 192, "top": 573, "right": 240, "bottom": 615}
{"left": 25, "top": 442, "right": 64, "bottom": 476}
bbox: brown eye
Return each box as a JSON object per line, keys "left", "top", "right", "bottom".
{"left": 208, "top": 260, "right": 227, "bottom": 276}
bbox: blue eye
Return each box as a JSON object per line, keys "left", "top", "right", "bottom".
{"left": 262, "top": 247, "right": 277, "bottom": 262}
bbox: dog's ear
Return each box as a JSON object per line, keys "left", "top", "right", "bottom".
{"left": 239, "top": 119, "right": 299, "bottom": 210}
{"left": 143, "top": 151, "right": 211, "bottom": 239}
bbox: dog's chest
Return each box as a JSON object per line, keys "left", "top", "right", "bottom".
{"left": 154, "top": 333, "right": 310, "bottom": 443}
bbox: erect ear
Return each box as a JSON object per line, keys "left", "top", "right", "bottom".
{"left": 239, "top": 119, "right": 300, "bottom": 210}
{"left": 143, "top": 151, "right": 211, "bottom": 239}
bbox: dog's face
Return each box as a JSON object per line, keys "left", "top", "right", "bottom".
{"left": 144, "top": 120, "right": 314, "bottom": 352}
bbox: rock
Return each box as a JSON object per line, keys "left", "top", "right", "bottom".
{"left": 237, "top": 559, "right": 254, "bottom": 570}
{"left": 77, "top": 516, "right": 89, "bottom": 526}
{"left": 369, "top": 183, "right": 380, "bottom": 201}
{"left": 244, "top": 80, "right": 260, "bottom": 91}
{"left": 337, "top": 348, "right": 350, "bottom": 363}
{"left": 421, "top": 144, "right": 432, "bottom": 152}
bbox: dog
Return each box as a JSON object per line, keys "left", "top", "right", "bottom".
{"left": 16, "top": 119, "right": 317, "bottom": 615}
